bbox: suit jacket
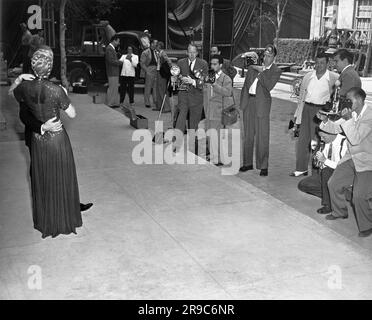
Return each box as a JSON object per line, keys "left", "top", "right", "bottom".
{"left": 339, "top": 65, "right": 361, "bottom": 97}
{"left": 177, "top": 57, "right": 209, "bottom": 96}
{"left": 205, "top": 72, "right": 234, "bottom": 121}
{"left": 240, "top": 64, "right": 282, "bottom": 117}
{"left": 140, "top": 48, "right": 157, "bottom": 77}
{"left": 222, "top": 58, "right": 237, "bottom": 82}
{"left": 19, "top": 101, "right": 42, "bottom": 148}
{"left": 294, "top": 70, "right": 339, "bottom": 124}
{"left": 321, "top": 105, "right": 372, "bottom": 172}
{"left": 105, "top": 44, "right": 121, "bottom": 77}
{"left": 339, "top": 105, "right": 372, "bottom": 172}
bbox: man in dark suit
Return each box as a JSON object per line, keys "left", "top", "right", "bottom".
{"left": 175, "top": 44, "right": 208, "bottom": 133}
{"left": 334, "top": 48, "right": 361, "bottom": 99}
{"left": 210, "top": 45, "right": 237, "bottom": 83}
{"left": 239, "top": 44, "right": 282, "bottom": 176}
{"left": 105, "top": 34, "right": 122, "bottom": 107}
{"left": 9, "top": 75, "right": 93, "bottom": 212}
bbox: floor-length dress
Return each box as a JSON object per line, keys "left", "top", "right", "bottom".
{"left": 14, "top": 79, "right": 82, "bottom": 238}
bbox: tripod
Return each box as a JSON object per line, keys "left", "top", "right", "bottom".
{"left": 153, "top": 78, "right": 172, "bottom": 144}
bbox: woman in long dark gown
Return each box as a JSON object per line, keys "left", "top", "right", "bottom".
{"left": 13, "top": 46, "right": 82, "bottom": 238}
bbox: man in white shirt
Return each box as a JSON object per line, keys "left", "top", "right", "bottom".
{"left": 291, "top": 52, "right": 339, "bottom": 177}
{"left": 119, "top": 46, "right": 138, "bottom": 106}
{"left": 298, "top": 126, "right": 347, "bottom": 214}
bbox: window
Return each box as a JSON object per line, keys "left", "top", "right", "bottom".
{"left": 320, "top": 0, "right": 335, "bottom": 35}
{"left": 354, "top": 0, "right": 372, "bottom": 30}
{"left": 41, "top": 0, "right": 55, "bottom": 48}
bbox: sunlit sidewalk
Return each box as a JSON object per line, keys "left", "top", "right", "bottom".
{"left": 1, "top": 94, "right": 372, "bottom": 299}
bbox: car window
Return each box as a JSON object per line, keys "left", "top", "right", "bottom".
{"left": 118, "top": 35, "right": 141, "bottom": 56}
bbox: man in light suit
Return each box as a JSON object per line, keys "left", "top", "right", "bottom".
{"left": 320, "top": 88, "right": 372, "bottom": 237}
{"left": 105, "top": 34, "right": 122, "bottom": 107}
{"left": 210, "top": 45, "right": 237, "bottom": 83}
{"left": 173, "top": 44, "right": 208, "bottom": 153}
{"left": 201, "top": 54, "right": 234, "bottom": 165}
{"left": 140, "top": 39, "right": 158, "bottom": 108}
{"left": 239, "top": 44, "right": 282, "bottom": 176}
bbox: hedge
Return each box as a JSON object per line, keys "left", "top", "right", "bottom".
{"left": 276, "top": 38, "right": 316, "bottom": 65}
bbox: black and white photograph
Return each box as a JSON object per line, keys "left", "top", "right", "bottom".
{"left": 1, "top": 0, "right": 372, "bottom": 304}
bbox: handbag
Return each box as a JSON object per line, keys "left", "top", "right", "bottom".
{"left": 221, "top": 87, "right": 239, "bottom": 127}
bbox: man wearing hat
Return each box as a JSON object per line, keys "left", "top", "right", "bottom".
{"left": 298, "top": 122, "right": 347, "bottom": 214}
{"left": 239, "top": 44, "right": 282, "bottom": 176}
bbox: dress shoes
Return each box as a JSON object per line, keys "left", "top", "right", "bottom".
{"left": 239, "top": 165, "right": 253, "bottom": 172}
{"left": 358, "top": 228, "right": 372, "bottom": 238}
{"left": 214, "top": 162, "right": 224, "bottom": 167}
{"left": 145, "top": 105, "right": 151, "bottom": 108}
{"left": 317, "top": 206, "right": 332, "bottom": 214}
{"left": 289, "top": 171, "right": 308, "bottom": 177}
{"left": 260, "top": 169, "right": 268, "bottom": 176}
{"left": 80, "top": 203, "right": 93, "bottom": 212}
{"left": 325, "top": 214, "right": 347, "bottom": 220}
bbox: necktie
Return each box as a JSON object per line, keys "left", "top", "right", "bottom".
{"left": 189, "top": 61, "right": 193, "bottom": 74}
{"left": 327, "top": 143, "right": 333, "bottom": 160}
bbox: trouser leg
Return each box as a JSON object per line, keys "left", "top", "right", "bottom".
{"left": 156, "top": 75, "right": 171, "bottom": 111}
{"left": 144, "top": 67, "right": 157, "bottom": 106}
{"left": 188, "top": 104, "right": 203, "bottom": 131}
{"left": 328, "top": 159, "right": 355, "bottom": 218}
{"left": 255, "top": 116, "right": 270, "bottom": 170}
{"left": 175, "top": 93, "right": 188, "bottom": 134}
{"left": 208, "top": 120, "right": 221, "bottom": 164}
{"left": 321, "top": 167, "right": 334, "bottom": 208}
{"left": 352, "top": 169, "right": 372, "bottom": 232}
{"left": 242, "top": 103, "right": 256, "bottom": 167}
{"left": 296, "top": 104, "right": 318, "bottom": 171}
{"left": 106, "top": 76, "right": 120, "bottom": 106}
{"left": 127, "top": 77, "right": 135, "bottom": 103}
{"left": 119, "top": 76, "right": 125, "bottom": 103}
{"left": 298, "top": 171, "right": 322, "bottom": 198}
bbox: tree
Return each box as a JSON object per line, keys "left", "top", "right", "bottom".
{"left": 253, "top": 0, "right": 290, "bottom": 46}
{"left": 59, "top": 0, "right": 68, "bottom": 88}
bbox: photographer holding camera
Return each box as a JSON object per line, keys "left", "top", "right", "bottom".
{"left": 200, "top": 54, "right": 234, "bottom": 165}
{"left": 317, "top": 88, "right": 372, "bottom": 238}
{"left": 239, "top": 44, "right": 282, "bottom": 176}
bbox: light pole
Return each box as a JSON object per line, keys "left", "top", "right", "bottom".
{"left": 165, "top": 0, "right": 168, "bottom": 49}
{"left": 259, "top": 0, "right": 262, "bottom": 47}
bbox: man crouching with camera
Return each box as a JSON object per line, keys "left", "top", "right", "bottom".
{"left": 317, "top": 88, "right": 372, "bottom": 237}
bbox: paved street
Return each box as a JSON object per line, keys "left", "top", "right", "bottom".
{"left": 1, "top": 86, "right": 372, "bottom": 299}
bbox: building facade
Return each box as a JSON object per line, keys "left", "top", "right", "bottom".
{"left": 310, "top": 0, "right": 371, "bottom": 40}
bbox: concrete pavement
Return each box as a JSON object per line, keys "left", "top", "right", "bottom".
{"left": 1, "top": 93, "right": 372, "bottom": 299}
